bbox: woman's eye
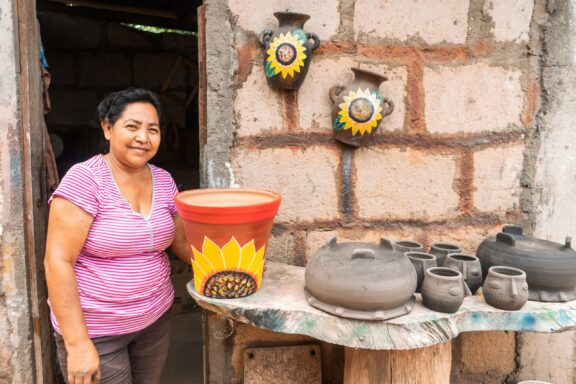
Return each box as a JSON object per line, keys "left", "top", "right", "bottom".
{"left": 126, "top": 125, "right": 137, "bottom": 130}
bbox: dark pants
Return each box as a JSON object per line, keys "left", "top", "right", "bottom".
{"left": 55, "top": 311, "right": 173, "bottom": 384}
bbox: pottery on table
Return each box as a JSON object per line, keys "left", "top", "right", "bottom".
{"left": 329, "top": 68, "right": 394, "bottom": 147}
{"left": 259, "top": 12, "right": 320, "bottom": 90}
{"left": 443, "top": 253, "right": 483, "bottom": 294}
{"left": 429, "top": 242, "right": 462, "bottom": 266}
{"left": 175, "top": 189, "right": 281, "bottom": 299}
{"left": 476, "top": 225, "right": 576, "bottom": 302}
{"left": 304, "top": 237, "right": 417, "bottom": 320}
{"left": 406, "top": 252, "right": 437, "bottom": 293}
{"left": 483, "top": 266, "right": 528, "bottom": 311}
{"left": 394, "top": 240, "right": 424, "bottom": 253}
{"left": 421, "top": 267, "right": 471, "bottom": 313}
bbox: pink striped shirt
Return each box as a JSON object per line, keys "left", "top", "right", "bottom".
{"left": 49, "top": 155, "right": 178, "bottom": 337}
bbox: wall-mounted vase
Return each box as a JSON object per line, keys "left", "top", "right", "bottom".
{"left": 330, "top": 68, "right": 394, "bottom": 147}
{"left": 259, "top": 12, "right": 320, "bottom": 90}
{"left": 175, "top": 189, "right": 281, "bottom": 299}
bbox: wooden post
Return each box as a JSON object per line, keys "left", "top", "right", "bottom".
{"left": 343, "top": 341, "right": 452, "bottom": 384}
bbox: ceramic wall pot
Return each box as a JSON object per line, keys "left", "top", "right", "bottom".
{"left": 429, "top": 242, "right": 462, "bottom": 266}
{"left": 406, "top": 252, "right": 437, "bottom": 293}
{"left": 330, "top": 68, "right": 394, "bottom": 147}
{"left": 483, "top": 266, "right": 529, "bottom": 310}
{"left": 304, "top": 237, "right": 417, "bottom": 320}
{"left": 259, "top": 12, "right": 320, "bottom": 90}
{"left": 421, "top": 267, "right": 471, "bottom": 313}
{"left": 394, "top": 240, "right": 424, "bottom": 253}
{"left": 444, "top": 253, "right": 483, "bottom": 294}
{"left": 476, "top": 225, "right": 576, "bottom": 302}
{"left": 175, "top": 189, "right": 281, "bottom": 299}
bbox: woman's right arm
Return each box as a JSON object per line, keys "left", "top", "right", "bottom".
{"left": 44, "top": 197, "right": 100, "bottom": 384}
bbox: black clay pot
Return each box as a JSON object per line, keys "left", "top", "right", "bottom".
{"left": 259, "top": 12, "right": 320, "bottom": 90}
{"left": 476, "top": 225, "right": 576, "bottom": 302}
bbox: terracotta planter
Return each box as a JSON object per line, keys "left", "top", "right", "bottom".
{"left": 443, "top": 253, "right": 483, "bottom": 294}
{"left": 259, "top": 12, "right": 320, "bottom": 90}
{"left": 330, "top": 67, "right": 394, "bottom": 147}
{"left": 175, "top": 189, "right": 281, "bottom": 299}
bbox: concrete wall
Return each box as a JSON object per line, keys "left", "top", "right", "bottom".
{"left": 0, "top": 0, "right": 35, "bottom": 383}
{"left": 201, "top": 0, "right": 576, "bottom": 383}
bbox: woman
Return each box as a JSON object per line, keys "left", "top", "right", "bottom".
{"left": 44, "top": 88, "right": 192, "bottom": 384}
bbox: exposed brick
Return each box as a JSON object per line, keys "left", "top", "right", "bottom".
{"left": 266, "top": 232, "right": 296, "bottom": 264}
{"left": 78, "top": 53, "right": 132, "bottom": 88}
{"left": 231, "top": 146, "right": 340, "bottom": 223}
{"left": 305, "top": 227, "right": 426, "bottom": 263}
{"left": 354, "top": 0, "right": 469, "bottom": 44}
{"left": 453, "top": 332, "right": 515, "bottom": 382}
{"left": 234, "top": 65, "right": 283, "bottom": 137}
{"left": 425, "top": 223, "right": 504, "bottom": 255}
{"left": 485, "top": 0, "right": 534, "bottom": 43}
{"left": 298, "top": 57, "right": 407, "bottom": 133}
{"left": 424, "top": 62, "right": 524, "bottom": 134}
{"left": 228, "top": 0, "right": 339, "bottom": 40}
{"left": 473, "top": 144, "right": 524, "bottom": 213}
{"left": 134, "top": 54, "right": 186, "bottom": 90}
{"left": 355, "top": 147, "right": 459, "bottom": 220}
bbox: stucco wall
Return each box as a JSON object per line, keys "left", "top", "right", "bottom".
{"left": 0, "top": 0, "right": 35, "bottom": 383}
{"left": 202, "top": 0, "right": 576, "bottom": 383}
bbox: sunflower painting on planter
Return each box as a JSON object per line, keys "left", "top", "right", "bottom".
{"left": 259, "top": 12, "right": 320, "bottom": 90}
{"left": 330, "top": 68, "right": 395, "bottom": 147}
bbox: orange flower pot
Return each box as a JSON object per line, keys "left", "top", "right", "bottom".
{"left": 175, "top": 189, "right": 281, "bottom": 299}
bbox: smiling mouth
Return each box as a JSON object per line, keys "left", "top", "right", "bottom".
{"left": 129, "top": 147, "right": 149, "bottom": 152}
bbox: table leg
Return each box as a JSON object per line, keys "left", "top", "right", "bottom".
{"left": 343, "top": 341, "right": 452, "bottom": 384}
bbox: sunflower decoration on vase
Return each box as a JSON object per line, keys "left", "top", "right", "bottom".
{"left": 330, "top": 68, "right": 395, "bottom": 147}
{"left": 259, "top": 12, "right": 320, "bottom": 90}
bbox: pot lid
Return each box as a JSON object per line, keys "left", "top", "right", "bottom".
{"left": 491, "top": 225, "right": 574, "bottom": 257}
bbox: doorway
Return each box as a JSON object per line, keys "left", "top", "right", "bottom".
{"left": 36, "top": 1, "right": 203, "bottom": 382}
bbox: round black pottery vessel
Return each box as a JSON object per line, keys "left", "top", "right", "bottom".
{"left": 304, "top": 237, "right": 417, "bottom": 320}
{"left": 394, "top": 240, "right": 425, "bottom": 253}
{"left": 259, "top": 12, "right": 320, "bottom": 90}
{"left": 406, "top": 252, "right": 437, "bottom": 293}
{"left": 443, "top": 253, "right": 482, "bottom": 294}
{"left": 483, "top": 266, "right": 528, "bottom": 310}
{"left": 429, "top": 242, "right": 462, "bottom": 266}
{"left": 476, "top": 225, "right": 576, "bottom": 302}
{"left": 421, "top": 267, "right": 471, "bottom": 313}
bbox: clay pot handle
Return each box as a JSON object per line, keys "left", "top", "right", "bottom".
{"left": 329, "top": 85, "right": 345, "bottom": 103}
{"left": 565, "top": 236, "right": 572, "bottom": 249}
{"left": 463, "top": 280, "right": 472, "bottom": 296}
{"left": 259, "top": 29, "right": 273, "bottom": 48}
{"left": 381, "top": 96, "right": 395, "bottom": 117}
{"left": 307, "top": 32, "right": 321, "bottom": 51}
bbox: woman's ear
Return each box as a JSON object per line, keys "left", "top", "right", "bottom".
{"left": 101, "top": 119, "right": 112, "bottom": 141}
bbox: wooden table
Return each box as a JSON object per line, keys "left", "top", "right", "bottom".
{"left": 188, "top": 261, "right": 576, "bottom": 383}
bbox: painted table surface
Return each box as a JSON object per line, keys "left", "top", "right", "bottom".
{"left": 187, "top": 261, "right": 576, "bottom": 350}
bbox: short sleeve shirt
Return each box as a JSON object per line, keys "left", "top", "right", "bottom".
{"left": 48, "top": 155, "right": 178, "bottom": 337}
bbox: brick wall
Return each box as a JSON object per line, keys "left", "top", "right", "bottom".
{"left": 214, "top": 0, "right": 541, "bottom": 382}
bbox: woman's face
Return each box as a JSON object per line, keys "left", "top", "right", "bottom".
{"left": 102, "top": 102, "right": 160, "bottom": 170}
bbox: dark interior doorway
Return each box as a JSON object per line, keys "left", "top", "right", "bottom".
{"left": 36, "top": 1, "right": 203, "bottom": 382}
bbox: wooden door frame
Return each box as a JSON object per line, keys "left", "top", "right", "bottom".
{"left": 16, "top": 0, "right": 57, "bottom": 382}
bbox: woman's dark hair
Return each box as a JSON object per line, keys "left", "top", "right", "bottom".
{"left": 97, "top": 88, "right": 162, "bottom": 125}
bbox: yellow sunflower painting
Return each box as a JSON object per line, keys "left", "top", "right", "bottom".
{"left": 266, "top": 30, "right": 307, "bottom": 79}
{"left": 334, "top": 88, "right": 384, "bottom": 136}
{"left": 191, "top": 236, "right": 266, "bottom": 298}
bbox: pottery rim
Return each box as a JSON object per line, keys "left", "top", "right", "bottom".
{"left": 406, "top": 252, "right": 436, "bottom": 261}
{"left": 446, "top": 253, "right": 479, "bottom": 263}
{"left": 430, "top": 242, "right": 461, "bottom": 252}
{"left": 426, "top": 267, "right": 462, "bottom": 279}
{"left": 488, "top": 265, "right": 526, "bottom": 278}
